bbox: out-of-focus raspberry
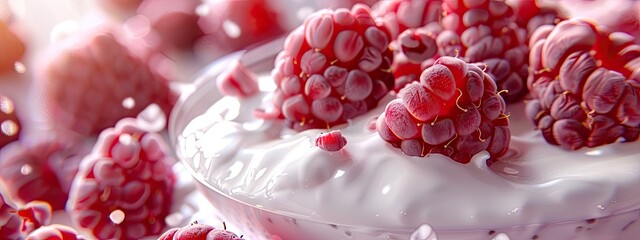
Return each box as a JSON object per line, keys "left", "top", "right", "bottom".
{"left": 67, "top": 118, "right": 176, "bottom": 239}
{"left": 38, "top": 27, "right": 176, "bottom": 136}
{"left": 135, "top": 0, "right": 203, "bottom": 53}
{"left": 0, "top": 133, "right": 91, "bottom": 210}
{"left": 372, "top": 0, "right": 443, "bottom": 39}
{"left": 527, "top": 18, "right": 640, "bottom": 150}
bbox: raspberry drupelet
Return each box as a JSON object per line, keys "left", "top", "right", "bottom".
{"left": 527, "top": 18, "right": 640, "bottom": 150}
{"left": 268, "top": 4, "right": 395, "bottom": 131}
{"left": 377, "top": 56, "right": 510, "bottom": 164}
{"left": 66, "top": 118, "right": 176, "bottom": 239}
{"left": 158, "top": 222, "right": 244, "bottom": 240}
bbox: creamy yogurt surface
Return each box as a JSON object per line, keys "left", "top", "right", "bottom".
{"left": 176, "top": 78, "right": 640, "bottom": 232}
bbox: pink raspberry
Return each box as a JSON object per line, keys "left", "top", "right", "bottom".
{"left": 0, "top": 193, "right": 22, "bottom": 239}
{"left": 526, "top": 18, "right": 640, "bottom": 150}
{"left": 158, "top": 222, "right": 244, "bottom": 240}
{"left": 216, "top": 59, "right": 259, "bottom": 98}
{"left": 39, "top": 28, "right": 176, "bottom": 136}
{"left": 67, "top": 118, "right": 176, "bottom": 239}
{"left": 372, "top": 0, "right": 443, "bottom": 39}
{"left": 195, "top": 0, "right": 287, "bottom": 61}
{"left": 0, "top": 95, "right": 20, "bottom": 149}
{"left": 0, "top": 21, "right": 25, "bottom": 74}
{"left": 26, "top": 224, "right": 86, "bottom": 240}
{"left": 439, "top": 0, "right": 529, "bottom": 103}
{"left": 377, "top": 56, "right": 510, "bottom": 164}
{"left": 0, "top": 134, "right": 91, "bottom": 210}
{"left": 268, "top": 5, "right": 394, "bottom": 131}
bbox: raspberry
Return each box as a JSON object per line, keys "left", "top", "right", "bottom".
{"left": 315, "top": 130, "right": 348, "bottom": 151}
{"left": 527, "top": 19, "right": 640, "bottom": 150}
{"left": 377, "top": 56, "right": 510, "bottom": 164}
{"left": 136, "top": 0, "right": 203, "bottom": 52}
{"left": 0, "top": 21, "right": 25, "bottom": 74}
{"left": 397, "top": 22, "right": 442, "bottom": 64}
{"left": 217, "top": 59, "right": 259, "bottom": 98}
{"left": 0, "top": 95, "right": 20, "bottom": 149}
{"left": 0, "top": 134, "right": 91, "bottom": 210}
{"left": 39, "top": 28, "right": 176, "bottom": 136}
{"left": 268, "top": 5, "right": 394, "bottom": 131}
{"left": 439, "top": 0, "right": 529, "bottom": 103}
{"left": 195, "top": 0, "right": 286, "bottom": 61}
{"left": 67, "top": 118, "right": 176, "bottom": 239}
{"left": 372, "top": 0, "right": 443, "bottom": 39}
{"left": 158, "top": 222, "right": 244, "bottom": 240}
{"left": 26, "top": 224, "right": 86, "bottom": 240}
{"left": 0, "top": 193, "right": 21, "bottom": 239}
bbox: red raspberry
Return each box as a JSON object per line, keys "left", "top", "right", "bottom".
{"left": 0, "top": 134, "right": 91, "bottom": 210}
{"left": 439, "top": 0, "right": 529, "bottom": 103}
{"left": 372, "top": 0, "right": 443, "bottom": 39}
{"left": 158, "top": 222, "right": 244, "bottom": 240}
{"left": 0, "top": 193, "right": 21, "bottom": 239}
{"left": 0, "top": 21, "right": 25, "bottom": 74}
{"left": 377, "top": 56, "right": 510, "bottom": 164}
{"left": 67, "top": 118, "right": 176, "bottom": 239}
{"left": 17, "top": 201, "right": 52, "bottom": 234}
{"left": 269, "top": 5, "right": 394, "bottom": 131}
{"left": 195, "top": 0, "right": 287, "bottom": 61}
{"left": 315, "top": 130, "right": 347, "bottom": 151}
{"left": 526, "top": 19, "right": 640, "bottom": 150}
{"left": 39, "top": 28, "right": 176, "bottom": 136}
{"left": 0, "top": 95, "right": 20, "bottom": 149}
{"left": 26, "top": 224, "right": 86, "bottom": 240}
{"left": 559, "top": 0, "right": 640, "bottom": 41}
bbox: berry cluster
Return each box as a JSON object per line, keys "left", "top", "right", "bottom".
{"left": 158, "top": 222, "right": 244, "bottom": 240}
{"left": 0, "top": 135, "right": 91, "bottom": 210}
{"left": 0, "top": 95, "right": 20, "bottom": 149}
{"left": 269, "top": 5, "right": 395, "bottom": 131}
{"left": 40, "top": 29, "right": 176, "bottom": 136}
{"left": 67, "top": 118, "right": 176, "bottom": 239}
{"left": 527, "top": 19, "right": 640, "bottom": 150}
{"left": 377, "top": 56, "right": 510, "bottom": 163}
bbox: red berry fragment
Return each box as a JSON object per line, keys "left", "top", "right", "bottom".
{"left": 527, "top": 18, "right": 640, "bottom": 150}
{"left": 217, "top": 59, "right": 259, "bottom": 98}
{"left": 268, "top": 5, "right": 394, "bottom": 131}
{"left": 0, "top": 134, "right": 91, "bottom": 210}
{"left": 0, "top": 95, "right": 20, "bottom": 149}
{"left": 377, "top": 56, "right": 510, "bottom": 164}
{"left": 17, "top": 201, "right": 52, "bottom": 234}
{"left": 67, "top": 118, "right": 176, "bottom": 239}
{"left": 315, "top": 130, "right": 348, "bottom": 152}
{"left": 0, "top": 21, "right": 25, "bottom": 74}
{"left": 438, "top": 0, "right": 529, "bottom": 103}
{"left": 40, "top": 28, "right": 176, "bottom": 136}
{"left": 0, "top": 193, "right": 21, "bottom": 239}
{"left": 26, "top": 224, "right": 86, "bottom": 240}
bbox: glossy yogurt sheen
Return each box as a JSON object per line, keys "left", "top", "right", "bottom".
{"left": 176, "top": 77, "right": 640, "bottom": 239}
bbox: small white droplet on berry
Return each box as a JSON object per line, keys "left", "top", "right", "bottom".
{"left": 110, "top": 209, "right": 125, "bottom": 224}
{"left": 122, "top": 97, "right": 136, "bottom": 109}
{"left": 20, "top": 164, "right": 33, "bottom": 175}
{"left": 119, "top": 134, "right": 133, "bottom": 145}
{"left": 14, "top": 61, "right": 25, "bottom": 74}
{"left": 223, "top": 20, "right": 241, "bottom": 39}
{"left": 1, "top": 120, "right": 18, "bottom": 136}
